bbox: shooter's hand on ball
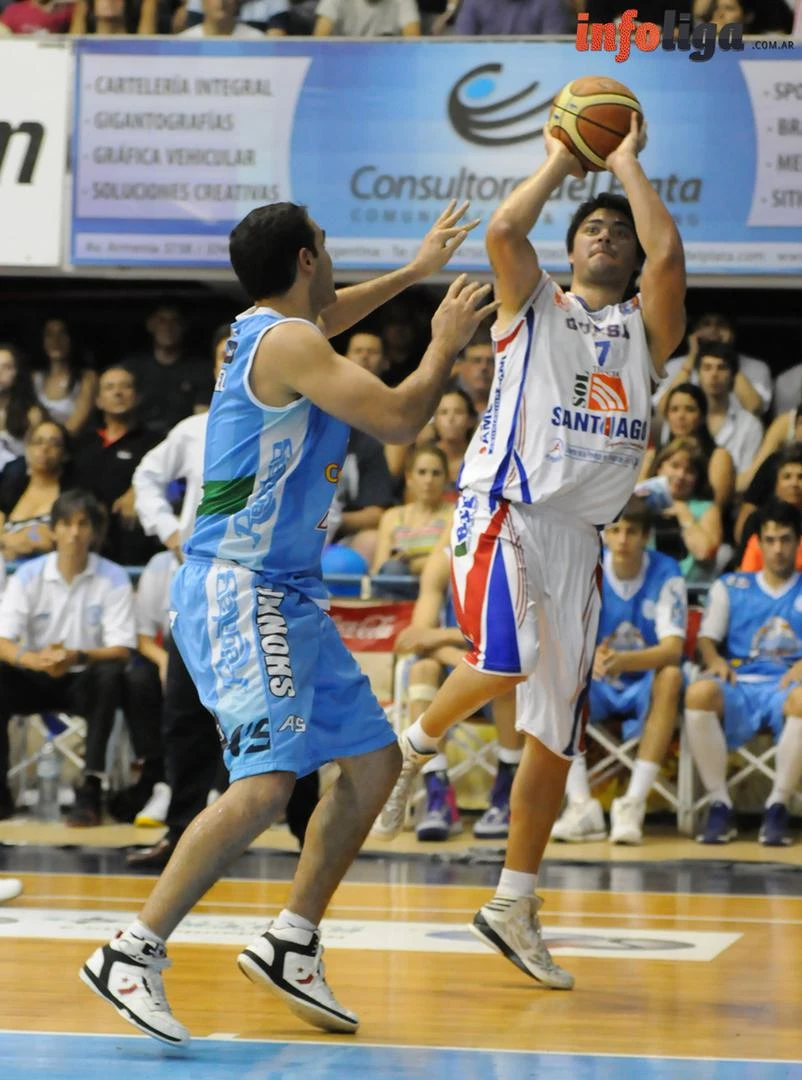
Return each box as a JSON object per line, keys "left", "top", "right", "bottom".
{"left": 606, "top": 113, "right": 648, "bottom": 175}
{"left": 543, "top": 125, "right": 586, "bottom": 179}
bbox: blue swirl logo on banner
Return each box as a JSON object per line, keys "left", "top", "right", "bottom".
{"left": 70, "top": 39, "right": 802, "bottom": 274}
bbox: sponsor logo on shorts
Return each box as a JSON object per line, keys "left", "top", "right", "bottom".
{"left": 213, "top": 569, "right": 251, "bottom": 689}
{"left": 453, "top": 492, "right": 477, "bottom": 557}
{"left": 255, "top": 586, "right": 296, "bottom": 698}
{"left": 278, "top": 714, "right": 307, "bottom": 733}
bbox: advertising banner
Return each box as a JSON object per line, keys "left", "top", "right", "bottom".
{"left": 71, "top": 38, "right": 802, "bottom": 275}
{"left": 0, "top": 41, "right": 71, "bottom": 268}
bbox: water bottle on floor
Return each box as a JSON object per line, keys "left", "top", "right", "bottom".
{"left": 36, "top": 736, "right": 61, "bottom": 823}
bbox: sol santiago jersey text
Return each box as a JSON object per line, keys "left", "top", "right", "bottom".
{"left": 458, "top": 271, "right": 658, "bottom": 526}
{"left": 186, "top": 308, "right": 349, "bottom": 599}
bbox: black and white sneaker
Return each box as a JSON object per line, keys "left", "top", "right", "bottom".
{"left": 80, "top": 934, "right": 190, "bottom": 1045}
{"left": 238, "top": 925, "right": 358, "bottom": 1034}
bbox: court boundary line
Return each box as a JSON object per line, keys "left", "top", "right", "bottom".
{"left": 6, "top": 868, "right": 802, "bottom": 904}
{"left": 0, "top": 1028, "right": 799, "bottom": 1066}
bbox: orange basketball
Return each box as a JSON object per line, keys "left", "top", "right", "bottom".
{"left": 548, "top": 76, "right": 643, "bottom": 173}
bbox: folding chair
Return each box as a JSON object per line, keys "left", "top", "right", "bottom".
{"left": 584, "top": 605, "right": 704, "bottom": 836}
{"left": 7, "top": 712, "right": 86, "bottom": 807}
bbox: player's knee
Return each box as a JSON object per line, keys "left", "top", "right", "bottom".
{"left": 409, "top": 658, "right": 441, "bottom": 685}
{"left": 654, "top": 664, "right": 683, "bottom": 701}
{"left": 784, "top": 687, "right": 802, "bottom": 716}
{"left": 685, "top": 679, "right": 721, "bottom": 713}
{"left": 231, "top": 770, "right": 295, "bottom": 825}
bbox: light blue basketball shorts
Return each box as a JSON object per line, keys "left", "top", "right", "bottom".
{"left": 171, "top": 558, "right": 396, "bottom": 782}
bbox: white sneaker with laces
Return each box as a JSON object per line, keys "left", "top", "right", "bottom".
{"left": 134, "top": 782, "right": 172, "bottom": 828}
{"left": 471, "top": 895, "right": 574, "bottom": 990}
{"left": 80, "top": 934, "right": 190, "bottom": 1045}
{"left": 609, "top": 796, "right": 646, "bottom": 845}
{"left": 371, "top": 732, "right": 435, "bottom": 840}
{"left": 0, "top": 878, "right": 22, "bottom": 903}
{"left": 238, "top": 924, "right": 358, "bottom": 1034}
{"left": 550, "top": 798, "right": 607, "bottom": 842}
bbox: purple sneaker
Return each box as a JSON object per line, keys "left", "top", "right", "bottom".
{"left": 416, "top": 771, "right": 462, "bottom": 842}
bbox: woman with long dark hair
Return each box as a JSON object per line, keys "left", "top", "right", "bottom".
{"left": 640, "top": 381, "right": 734, "bottom": 509}
{"left": 0, "top": 343, "right": 44, "bottom": 473}
{"left": 32, "top": 318, "right": 97, "bottom": 436}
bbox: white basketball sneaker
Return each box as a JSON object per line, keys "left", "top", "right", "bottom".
{"left": 471, "top": 895, "right": 574, "bottom": 990}
{"left": 550, "top": 798, "right": 607, "bottom": 842}
{"left": 0, "top": 878, "right": 22, "bottom": 903}
{"left": 238, "top": 924, "right": 358, "bottom": 1034}
{"left": 80, "top": 932, "right": 190, "bottom": 1045}
{"left": 609, "top": 796, "right": 646, "bottom": 845}
{"left": 371, "top": 732, "right": 435, "bottom": 840}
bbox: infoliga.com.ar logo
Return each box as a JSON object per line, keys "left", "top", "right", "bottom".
{"left": 576, "top": 8, "right": 745, "bottom": 63}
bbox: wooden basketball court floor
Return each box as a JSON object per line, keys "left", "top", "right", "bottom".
{"left": 1, "top": 821, "right": 801, "bottom": 1079}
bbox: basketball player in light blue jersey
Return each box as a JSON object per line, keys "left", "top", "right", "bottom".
{"left": 80, "top": 200, "right": 499, "bottom": 1045}
{"left": 551, "top": 497, "right": 686, "bottom": 846}
{"left": 686, "top": 498, "right": 802, "bottom": 848}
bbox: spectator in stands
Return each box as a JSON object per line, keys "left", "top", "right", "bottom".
{"left": 0, "top": 0, "right": 73, "bottom": 34}
{"left": 697, "top": 342, "right": 764, "bottom": 485}
{"left": 179, "top": 0, "right": 265, "bottom": 34}
{"left": 180, "top": 0, "right": 294, "bottom": 32}
{"left": 123, "top": 305, "right": 209, "bottom": 438}
{"left": 0, "top": 490, "right": 135, "bottom": 825}
{"left": 0, "top": 344, "right": 44, "bottom": 474}
{"left": 650, "top": 437, "right": 722, "bottom": 584}
{"left": 654, "top": 311, "right": 772, "bottom": 418}
{"left": 70, "top": 365, "right": 160, "bottom": 565}
{"left": 639, "top": 383, "right": 734, "bottom": 510}
{"left": 774, "top": 360, "right": 802, "bottom": 420}
{"left": 701, "top": 0, "right": 793, "bottom": 35}
{"left": 32, "top": 318, "right": 97, "bottom": 437}
{"left": 454, "top": 0, "right": 573, "bottom": 34}
{"left": 372, "top": 445, "right": 452, "bottom": 598}
{"left": 0, "top": 419, "right": 69, "bottom": 563}
{"left": 686, "top": 499, "right": 802, "bottom": 847}
{"left": 379, "top": 294, "right": 430, "bottom": 386}
{"left": 552, "top": 499, "right": 687, "bottom": 845}
{"left": 738, "top": 446, "right": 802, "bottom": 571}
{"left": 431, "top": 387, "right": 476, "bottom": 499}
{"left": 739, "top": 398, "right": 802, "bottom": 501}
{"left": 453, "top": 327, "right": 494, "bottom": 416}
{"left": 70, "top": 0, "right": 153, "bottom": 32}
{"left": 314, "top": 0, "right": 421, "bottom": 36}
{"left": 128, "top": 329, "right": 319, "bottom": 867}
{"left": 392, "top": 524, "right": 522, "bottom": 842}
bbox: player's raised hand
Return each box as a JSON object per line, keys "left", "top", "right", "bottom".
{"left": 544, "top": 125, "right": 586, "bottom": 179}
{"left": 411, "top": 200, "right": 482, "bottom": 277}
{"left": 606, "top": 112, "right": 648, "bottom": 174}
{"left": 431, "top": 275, "right": 500, "bottom": 356}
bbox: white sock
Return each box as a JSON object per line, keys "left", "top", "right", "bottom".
{"left": 118, "top": 918, "right": 166, "bottom": 956}
{"left": 685, "top": 709, "right": 732, "bottom": 807}
{"left": 422, "top": 752, "right": 449, "bottom": 775}
{"left": 564, "top": 755, "right": 591, "bottom": 803}
{"left": 497, "top": 746, "right": 523, "bottom": 766}
{"left": 272, "top": 908, "right": 317, "bottom": 934}
{"left": 626, "top": 760, "right": 660, "bottom": 803}
{"left": 495, "top": 868, "right": 537, "bottom": 900}
{"left": 767, "top": 715, "right": 802, "bottom": 807}
{"left": 405, "top": 717, "right": 440, "bottom": 754}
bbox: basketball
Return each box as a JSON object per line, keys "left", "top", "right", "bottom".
{"left": 548, "top": 76, "right": 643, "bottom": 173}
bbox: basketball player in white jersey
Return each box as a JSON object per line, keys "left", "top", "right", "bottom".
{"left": 374, "top": 114, "right": 687, "bottom": 988}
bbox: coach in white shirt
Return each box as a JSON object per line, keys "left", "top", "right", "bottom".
{"left": 0, "top": 491, "right": 135, "bottom": 825}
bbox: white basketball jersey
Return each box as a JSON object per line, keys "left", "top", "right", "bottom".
{"left": 459, "top": 271, "right": 658, "bottom": 527}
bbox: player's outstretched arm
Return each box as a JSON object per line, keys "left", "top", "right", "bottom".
{"left": 318, "top": 201, "right": 480, "bottom": 339}
{"left": 256, "top": 276, "right": 499, "bottom": 445}
{"left": 606, "top": 115, "right": 686, "bottom": 378}
{"left": 485, "top": 131, "right": 583, "bottom": 325}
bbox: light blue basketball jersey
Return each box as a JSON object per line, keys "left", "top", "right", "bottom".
{"left": 718, "top": 572, "right": 802, "bottom": 678}
{"left": 598, "top": 549, "right": 686, "bottom": 684}
{"left": 185, "top": 308, "right": 349, "bottom": 600}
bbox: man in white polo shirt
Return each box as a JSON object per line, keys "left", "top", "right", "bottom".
{"left": 0, "top": 490, "right": 136, "bottom": 825}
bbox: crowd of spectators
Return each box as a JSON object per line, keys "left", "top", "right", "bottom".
{"left": 0, "top": 0, "right": 798, "bottom": 37}
{"left": 0, "top": 286, "right": 801, "bottom": 842}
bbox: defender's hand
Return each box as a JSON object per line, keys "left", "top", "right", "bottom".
{"left": 410, "top": 200, "right": 481, "bottom": 277}
{"left": 431, "top": 276, "right": 500, "bottom": 357}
